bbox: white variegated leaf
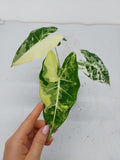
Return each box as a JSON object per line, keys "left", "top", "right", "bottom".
{"left": 39, "top": 51, "right": 80, "bottom": 138}
{"left": 11, "top": 27, "right": 63, "bottom": 66}
{"left": 78, "top": 50, "right": 110, "bottom": 84}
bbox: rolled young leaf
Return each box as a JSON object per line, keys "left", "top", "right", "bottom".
{"left": 57, "top": 37, "right": 67, "bottom": 46}
{"left": 78, "top": 50, "right": 110, "bottom": 84}
{"left": 11, "top": 26, "right": 63, "bottom": 66}
{"left": 39, "top": 50, "right": 80, "bottom": 138}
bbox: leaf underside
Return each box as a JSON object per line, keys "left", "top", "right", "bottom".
{"left": 39, "top": 51, "right": 80, "bottom": 138}
{"left": 78, "top": 50, "right": 110, "bottom": 85}
{"left": 11, "top": 26, "right": 63, "bottom": 66}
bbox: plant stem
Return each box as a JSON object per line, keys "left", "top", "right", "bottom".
{"left": 55, "top": 47, "right": 60, "bottom": 68}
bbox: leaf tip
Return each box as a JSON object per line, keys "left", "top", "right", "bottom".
{"left": 11, "top": 63, "right": 13, "bottom": 67}
{"left": 108, "top": 80, "right": 110, "bottom": 86}
{"left": 50, "top": 26, "right": 58, "bottom": 32}
{"left": 106, "top": 74, "right": 110, "bottom": 86}
{"left": 80, "top": 49, "right": 88, "bottom": 54}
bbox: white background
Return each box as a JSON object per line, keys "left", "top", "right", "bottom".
{"left": 0, "top": 22, "right": 120, "bottom": 160}
{"left": 0, "top": 1, "right": 120, "bottom": 160}
{"left": 0, "top": 0, "right": 120, "bottom": 24}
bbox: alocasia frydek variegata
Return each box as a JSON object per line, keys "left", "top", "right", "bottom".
{"left": 39, "top": 51, "right": 80, "bottom": 138}
{"left": 11, "top": 26, "right": 110, "bottom": 138}
{"left": 11, "top": 27, "right": 64, "bottom": 66}
{"left": 78, "top": 49, "right": 110, "bottom": 84}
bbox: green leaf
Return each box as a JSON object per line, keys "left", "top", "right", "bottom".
{"left": 11, "top": 26, "right": 63, "bottom": 67}
{"left": 78, "top": 49, "right": 110, "bottom": 85}
{"left": 39, "top": 50, "right": 80, "bottom": 138}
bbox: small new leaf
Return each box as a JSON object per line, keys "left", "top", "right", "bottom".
{"left": 78, "top": 49, "right": 110, "bottom": 85}
{"left": 57, "top": 37, "right": 67, "bottom": 46}
{"left": 39, "top": 51, "right": 80, "bottom": 138}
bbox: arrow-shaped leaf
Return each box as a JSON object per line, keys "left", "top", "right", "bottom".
{"left": 78, "top": 50, "right": 110, "bottom": 85}
{"left": 11, "top": 26, "right": 63, "bottom": 66}
{"left": 39, "top": 50, "right": 80, "bottom": 138}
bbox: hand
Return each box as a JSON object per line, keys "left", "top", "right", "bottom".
{"left": 3, "top": 102, "right": 53, "bottom": 160}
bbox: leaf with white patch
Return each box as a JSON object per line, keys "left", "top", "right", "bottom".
{"left": 11, "top": 26, "right": 63, "bottom": 66}
{"left": 39, "top": 50, "right": 80, "bottom": 138}
{"left": 78, "top": 50, "right": 110, "bottom": 84}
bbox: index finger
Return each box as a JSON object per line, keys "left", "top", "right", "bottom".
{"left": 16, "top": 101, "right": 43, "bottom": 136}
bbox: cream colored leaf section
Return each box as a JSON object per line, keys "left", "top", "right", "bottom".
{"left": 39, "top": 50, "right": 58, "bottom": 107}
{"left": 12, "top": 34, "right": 63, "bottom": 66}
{"left": 43, "top": 50, "right": 58, "bottom": 82}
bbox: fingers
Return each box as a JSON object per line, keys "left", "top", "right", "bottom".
{"left": 25, "top": 125, "right": 49, "bottom": 160}
{"left": 16, "top": 102, "right": 43, "bottom": 136}
{"left": 35, "top": 120, "right": 45, "bottom": 128}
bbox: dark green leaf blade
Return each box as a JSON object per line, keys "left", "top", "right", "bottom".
{"left": 78, "top": 50, "right": 110, "bottom": 85}
{"left": 39, "top": 51, "right": 80, "bottom": 138}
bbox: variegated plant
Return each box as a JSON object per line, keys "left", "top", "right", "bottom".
{"left": 11, "top": 26, "right": 110, "bottom": 138}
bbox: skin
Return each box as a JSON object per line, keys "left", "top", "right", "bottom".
{"left": 3, "top": 102, "right": 54, "bottom": 160}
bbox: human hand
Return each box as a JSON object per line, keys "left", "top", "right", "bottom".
{"left": 3, "top": 102, "right": 53, "bottom": 160}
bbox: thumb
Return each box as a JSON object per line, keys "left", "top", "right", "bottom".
{"left": 26, "top": 125, "right": 49, "bottom": 160}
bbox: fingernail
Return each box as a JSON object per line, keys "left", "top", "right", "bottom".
{"left": 42, "top": 125, "right": 49, "bottom": 135}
